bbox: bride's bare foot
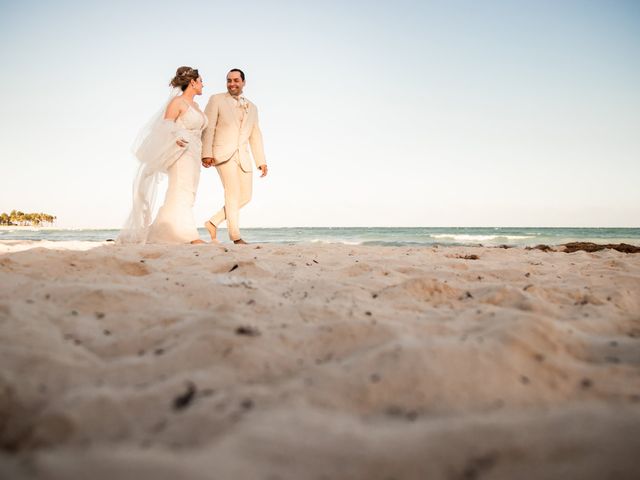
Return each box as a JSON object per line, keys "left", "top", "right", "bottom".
{"left": 190, "top": 239, "right": 206, "bottom": 245}
{"left": 204, "top": 221, "right": 219, "bottom": 243}
{"left": 233, "top": 238, "right": 248, "bottom": 245}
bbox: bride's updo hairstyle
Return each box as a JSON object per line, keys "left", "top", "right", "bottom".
{"left": 170, "top": 66, "right": 200, "bottom": 91}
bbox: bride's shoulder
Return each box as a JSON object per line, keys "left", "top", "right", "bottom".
{"left": 167, "top": 96, "right": 188, "bottom": 108}
{"left": 164, "top": 96, "right": 189, "bottom": 120}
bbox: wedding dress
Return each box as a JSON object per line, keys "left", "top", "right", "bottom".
{"left": 118, "top": 92, "right": 208, "bottom": 244}
{"left": 147, "top": 103, "right": 207, "bottom": 243}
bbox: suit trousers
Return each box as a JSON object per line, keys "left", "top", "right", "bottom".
{"left": 209, "top": 153, "right": 252, "bottom": 241}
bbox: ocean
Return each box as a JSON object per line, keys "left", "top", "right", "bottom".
{"left": 1, "top": 227, "right": 639, "bottom": 247}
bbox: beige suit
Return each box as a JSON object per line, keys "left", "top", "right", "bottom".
{"left": 201, "top": 92, "right": 266, "bottom": 240}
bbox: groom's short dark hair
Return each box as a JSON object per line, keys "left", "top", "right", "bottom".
{"left": 228, "top": 68, "right": 245, "bottom": 81}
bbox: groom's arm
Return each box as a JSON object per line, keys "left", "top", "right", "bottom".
{"left": 249, "top": 108, "right": 266, "bottom": 173}
{"left": 201, "top": 95, "right": 219, "bottom": 161}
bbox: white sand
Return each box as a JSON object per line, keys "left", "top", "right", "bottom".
{"left": 1, "top": 241, "right": 639, "bottom": 479}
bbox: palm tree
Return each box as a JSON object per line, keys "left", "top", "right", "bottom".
{"left": 1, "top": 210, "right": 57, "bottom": 226}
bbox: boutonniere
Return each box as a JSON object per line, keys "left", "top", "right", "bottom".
{"left": 239, "top": 97, "right": 250, "bottom": 113}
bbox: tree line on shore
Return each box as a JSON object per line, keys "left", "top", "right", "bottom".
{"left": 0, "top": 210, "right": 57, "bottom": 226}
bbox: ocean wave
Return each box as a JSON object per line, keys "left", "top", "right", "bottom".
{"left": 430, "top": 234, "right": 535, "bottom": 242}
{"left": 310, "top": 239, "right": 363, "bottom": 245}
{"left": 2, "top": 228, "right": 639, "bottom": 247}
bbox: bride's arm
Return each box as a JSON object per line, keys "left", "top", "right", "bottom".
{"left": 164, "top": 98, "right": 188, "bottom": 147}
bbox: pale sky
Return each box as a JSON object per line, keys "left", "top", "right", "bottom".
{"left": 1, "top": 0, "right": 639, "bottom": 228}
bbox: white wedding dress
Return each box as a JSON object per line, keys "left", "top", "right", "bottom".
{"left": 147, "top": 103, "right": 207, "bottom": 243}
{"left": 118, "top": 93, "right": 208, "bottom": 245}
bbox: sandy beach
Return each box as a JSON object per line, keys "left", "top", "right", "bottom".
{"left": 1, "top": 240, "right": 639, "bottom": 479}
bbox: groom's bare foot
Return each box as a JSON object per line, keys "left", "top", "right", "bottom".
{"left": 233, "top": 239, "right": 248, "bottom": 245}
{"left": 190, "top": 239, "right": 206, "bottom": 245}
{"left": 204, "top": 221, "right": 219, "bottom": 243}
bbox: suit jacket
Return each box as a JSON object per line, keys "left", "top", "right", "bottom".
{"left": 201, "top": 92, "right": 266, "bottom": 172}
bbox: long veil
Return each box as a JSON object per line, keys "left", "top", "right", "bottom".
{"left": 117, "top": 87, "right": 189, "bottom": 244}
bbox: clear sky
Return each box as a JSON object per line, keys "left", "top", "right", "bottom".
{"left": 1, "top": 0, "right": 639, "bottom": 228}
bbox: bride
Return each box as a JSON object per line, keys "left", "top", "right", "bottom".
{"left": 118, "top": 66, "right": 208, "bottom": 245}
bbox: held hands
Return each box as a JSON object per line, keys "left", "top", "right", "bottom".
{"left": 259, "top": 164, "right": 268, "bottom": 178}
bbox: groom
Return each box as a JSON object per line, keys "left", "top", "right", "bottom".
{"left": 201, "top": 68, "right": 267, "bottom": 244}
